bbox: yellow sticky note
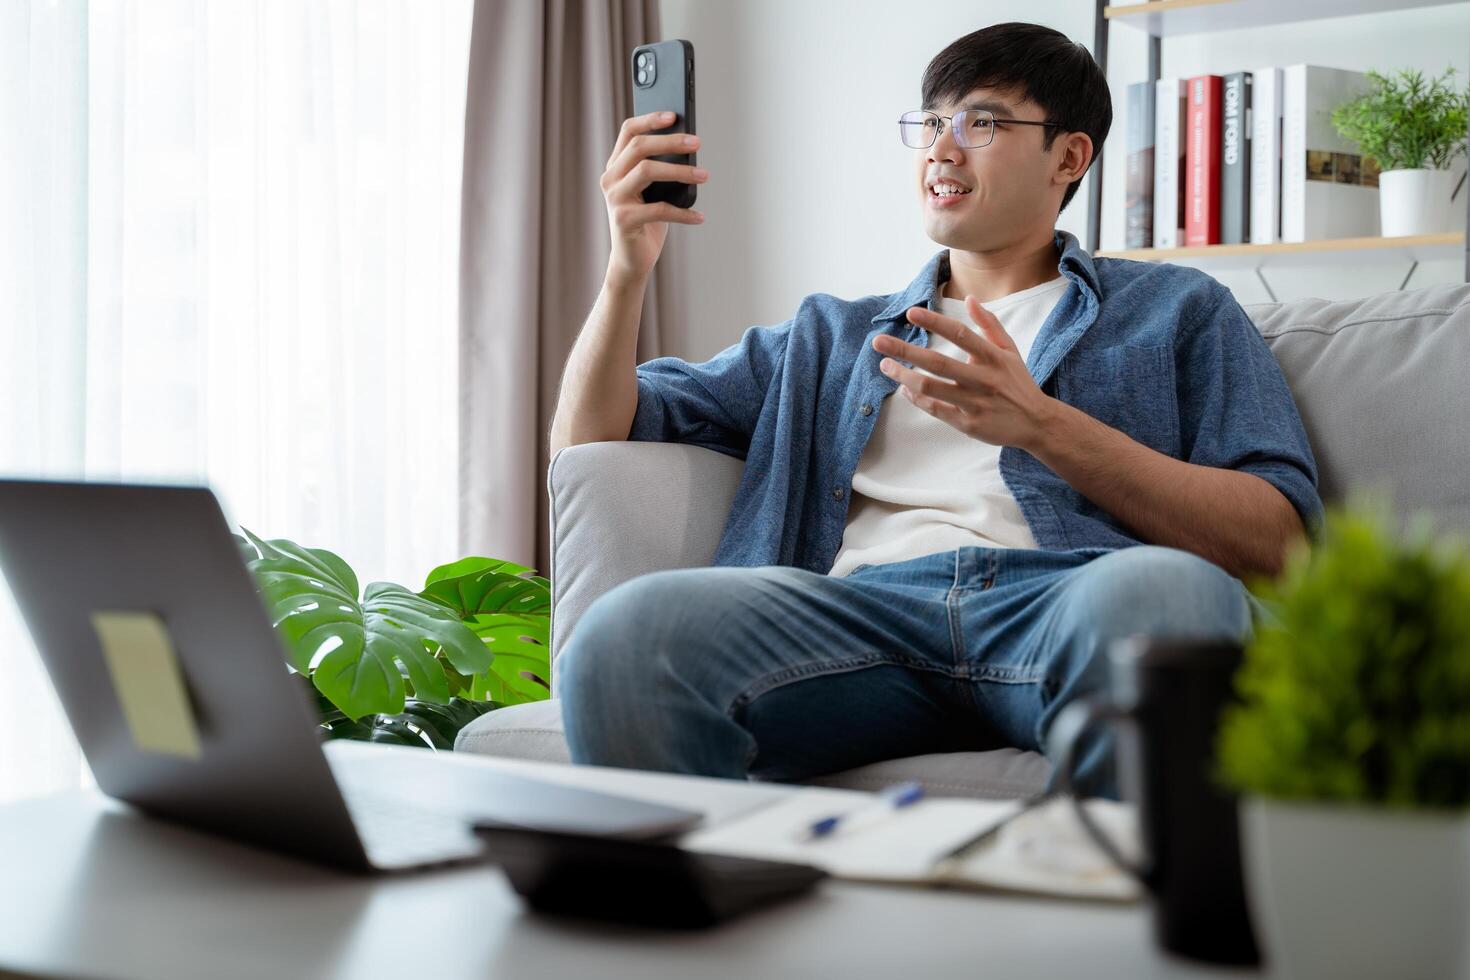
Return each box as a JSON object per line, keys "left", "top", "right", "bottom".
{"left": 92, "top": 610, "right": 203, "bottom": 760}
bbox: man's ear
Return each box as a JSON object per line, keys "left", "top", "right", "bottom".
{"left": 1054, "top": 132, "right": 1093, "bottom": 186}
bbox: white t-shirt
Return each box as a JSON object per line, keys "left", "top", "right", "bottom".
{"left": 828, "top": 273, "right": 1070, "bottom": 577}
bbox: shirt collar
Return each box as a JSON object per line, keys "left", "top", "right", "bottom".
{"left": 871, "top": 228, "right": 1100, "bottom": 324}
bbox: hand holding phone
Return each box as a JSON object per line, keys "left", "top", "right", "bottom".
{"left": 631, "top": 40, "right": 697, "bottom": 208}
{"left": 599, "top": 40, "right": 703, "bottom": 287}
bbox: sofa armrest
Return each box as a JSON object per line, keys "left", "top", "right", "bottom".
{"left": 546, "top": 441, "right": 744, "bottom": 690}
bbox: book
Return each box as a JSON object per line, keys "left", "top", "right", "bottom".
{"left": 1184, "top": 74, "right": 1224, "bottom": 246}
{"left": 1153, "top": 78, "right": 1187, "bottom": 249}
{"left": 1250, "top": 67, "right": 1284, "bottom": 244}
{"left": 1125, "top": 81, "right": 1156, "bottom": 249}
{"left": 1281, "top": 64, "right": 1380, "bottom": 242}
{"left": 1221, "top": 71, "right": 1253, "bottom": 244}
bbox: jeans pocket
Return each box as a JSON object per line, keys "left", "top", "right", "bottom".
{"left": 846, "top": 563, "right": 873, "bottom": 577}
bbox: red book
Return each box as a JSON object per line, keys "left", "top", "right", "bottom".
{"left": 1183, "top": 74, "right": 1223, "bottom": 246}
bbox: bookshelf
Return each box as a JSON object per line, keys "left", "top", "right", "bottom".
{"left": 1085, "top": 0, "right": 1470, "bottom": 283}
{"left": 1102, "top": 0, "right": 1462, "bottom": 36}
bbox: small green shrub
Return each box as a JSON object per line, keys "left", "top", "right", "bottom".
{"left": 1331, "top": 66, "right": 1468, "bottom": 172}
{"left": 1217, "top": 495, "right": 1470, "bottom": 809}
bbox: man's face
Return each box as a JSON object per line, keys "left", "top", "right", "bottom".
{"left": 914, "top": 86, "right": 1065, "bottom": 250}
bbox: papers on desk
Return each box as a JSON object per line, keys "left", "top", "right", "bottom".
{"left": 679, "top": 788, "right": 1143, "bottom": 902}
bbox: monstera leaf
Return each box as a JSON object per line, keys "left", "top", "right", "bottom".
{"left": 420, "top": 557, "right": 552, "bottom": 705}
{"left": 236, "top": 528, "right": 492, "bottom": 721}
{"left": 367, "top": 697, "right": 505, "bottom": 749}
{"left": 307, "top": 675, "right": 501, "bottom": 748}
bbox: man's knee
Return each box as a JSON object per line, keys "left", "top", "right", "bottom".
{"left": 1065, "top": 545, "right": 1252, "bottom": 641}
{"left": 558, "top": 571, "right": 689, "bottom": 706}
{"left": 1037, "top": 547, "right": 1251, "bottom": 798}
{"left": 557, "top": 567, "right": 767, "bottom": 717}
{"left": 1036, "top": 546, "right": 1250, "bottom": 723}
{"left": 559, "top": 567, "right": 776, "bottom": 774}
{"left": 559, "top": 573, "right": 690, "bottom": 766}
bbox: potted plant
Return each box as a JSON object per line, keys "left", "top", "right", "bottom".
{"left": 234, "top": 528, "right": 552, "bottom": 748}
{"left": 1332, "top": 67, "right": 1468, "bottom": 237}
{"left": 1216, "top": 496, "right": 1470, "bottom": 980}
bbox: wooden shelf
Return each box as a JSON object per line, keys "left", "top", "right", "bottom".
{"left": 1103, "top": 0, "right": 1464, "bottom": 37}
{"left": 1097, "top": 231, "right": 1464, "bottom": 268}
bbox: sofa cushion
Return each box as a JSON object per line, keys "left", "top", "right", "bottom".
{"left": 455, "top": 699, "right": 1051, "bottom": 799}
{"left": 1245, "top": 282, "right": 1470, "bottom": 532}
{"left": 455, "top": 700, "right": 570, "bottom": 764}
{"left": 545, "top": 441, "right": 746, "bottom": 686}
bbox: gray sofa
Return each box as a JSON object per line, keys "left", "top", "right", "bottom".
{"left": 457, "top": 280, "right": 1470, "bottom": 798}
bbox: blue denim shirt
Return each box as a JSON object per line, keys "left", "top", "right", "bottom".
{"left": 628, "top": 228, "right": 1322, "bottom": 574}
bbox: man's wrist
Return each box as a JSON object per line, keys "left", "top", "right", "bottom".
{"left": 1023, "top": 394, "right": 1074, "bottom": 459}
{"left": 603, "top": 267, "right": 650, "bottom": 297}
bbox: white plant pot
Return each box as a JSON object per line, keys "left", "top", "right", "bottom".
{"left": 1241, "top": 796, "right": 1470, "bottom": 980}
{"left": 1379, "top": 167, "right": 1462, "bottom": 236}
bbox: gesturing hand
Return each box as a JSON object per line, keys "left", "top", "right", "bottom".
{"left": 872, "top": 297, "right": 1055, "bottom": 453}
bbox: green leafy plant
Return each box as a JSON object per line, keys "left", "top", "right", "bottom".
{"left": 1331, "top": 67, "right": 1469, "bottom": 172}
{"left": 307, "top": 676, "right": 503, "bottom": 748}
{"left": 234, "top": 528, "right": 551, "bottom": 748}
{"left": 1217, "top": 495, "right": 1470, "bottom": 809}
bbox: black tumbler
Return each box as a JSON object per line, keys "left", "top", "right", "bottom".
{"left": 1046, "top": 635, "right": 1261, "bottom": 968}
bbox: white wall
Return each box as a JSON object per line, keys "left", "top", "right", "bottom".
{"left": 656, "top": 0, "right": 1469, "bottom": 361}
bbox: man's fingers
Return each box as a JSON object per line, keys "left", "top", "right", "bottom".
{"left": 879, "top": 357, "right": 968, "bottom": 407}
{"left": 873, "top": 337, "right": 979, "bottom": 385}
{"left": 904, "top": 306, "right": 999, "bottom": 363}
{"left": 641, "top": 201, "right": 706, "bottom": 226}
{"left": 614, "top": 200, "right": 706, "bottom": 229}
{"left": 903, "top": 383, "right": 974, "bottom": 433}
{"left": 607, "top": 132, "right": 700, "bottom": 187}
{"left": 612, "top": 159, "right": 707, "bottom": 201}
{"left": 964, "top": 295, "right": 1020, "bottom": 353}
{"left": 607, "top": 111, "right": 677, "bottom": 169}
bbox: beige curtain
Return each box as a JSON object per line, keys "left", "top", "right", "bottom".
{"left": 458, "top": 0, "right": 672, "bottom": 575}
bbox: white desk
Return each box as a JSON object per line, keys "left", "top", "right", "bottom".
{"left": 0, "top": 745, "right": 1253, "bottom": 980}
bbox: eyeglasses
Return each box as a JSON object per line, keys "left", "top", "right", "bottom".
{"left": 898, "top": 108, "right": 1063, "bottom": 149}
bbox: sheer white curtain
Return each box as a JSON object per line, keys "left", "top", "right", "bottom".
{"left": 0, "top": 0, "right": 474, "bottom": 804}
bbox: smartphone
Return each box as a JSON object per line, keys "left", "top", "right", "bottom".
{"left": 630, "top": 39, "right": 697, "bottom": 209}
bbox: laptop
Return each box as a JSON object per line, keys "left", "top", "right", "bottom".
{"left": 0, "top": 479, "right": 702, "bottom": 872}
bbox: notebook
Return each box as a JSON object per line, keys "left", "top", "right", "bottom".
{"left": 679, "top": 787, "right": 1143, "bottom": 902}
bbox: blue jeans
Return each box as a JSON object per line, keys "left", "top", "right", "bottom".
{"left": 558, "top": 544, "right": 1258, "bottom": 799}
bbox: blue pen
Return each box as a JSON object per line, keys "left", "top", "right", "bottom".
{"left": 803, "top": 781, "right": 926, "bottom": 840}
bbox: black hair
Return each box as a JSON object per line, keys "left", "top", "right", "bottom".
{"left": 921, "top": 22, "right": 1112, "bottom": 216}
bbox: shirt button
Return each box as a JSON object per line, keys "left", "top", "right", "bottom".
{"left": 859, "top": 403, "right": 873, "bottom": 416}
{"left": 832, "top": 487, "right": 844, "bottom": 500}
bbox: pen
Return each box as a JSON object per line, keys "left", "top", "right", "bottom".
{"left": 802, "top": 781, "right": 925, "bottom": 841}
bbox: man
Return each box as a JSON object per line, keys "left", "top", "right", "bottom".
{"left": 547, "top": 23, "right": 1321, "bottom": 798}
